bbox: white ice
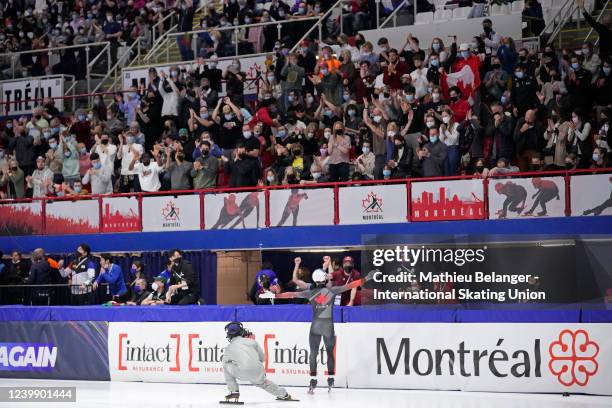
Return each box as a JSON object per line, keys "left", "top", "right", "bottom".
{"left": 0, "top": 379, "right": 611, "bottom": 408}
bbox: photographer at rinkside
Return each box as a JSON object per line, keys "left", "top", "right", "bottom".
{"left": 165, "top": 249, "right": 201, "bottom": 305}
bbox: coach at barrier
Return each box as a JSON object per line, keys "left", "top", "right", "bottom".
{"left": 165, "top": 249, "right": 201, "bottom": 305}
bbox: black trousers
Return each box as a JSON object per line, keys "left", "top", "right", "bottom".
{"left": 328, "top": 162, "right": 349, "bottom": 182}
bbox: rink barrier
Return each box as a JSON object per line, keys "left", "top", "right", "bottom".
{"left": 1, "top": 169, "right": 611, "bottom": 237}
{"left": 1, "top": 304, "right": 612, "bottom": 323}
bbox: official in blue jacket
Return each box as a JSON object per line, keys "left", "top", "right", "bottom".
{"left": 92, "top": 253, "right": 128, "bottom": 301}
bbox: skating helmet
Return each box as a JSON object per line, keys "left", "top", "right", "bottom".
{"left": 225, "top": 321, "right": 245, "bottom": 340}
{"left": 312, "top": 268, "right": 327, "bottom": 283}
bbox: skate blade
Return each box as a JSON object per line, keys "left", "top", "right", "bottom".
{"left": 276, "top": 398, "right": 300, "bottom": 402}
{"left": 219, "top": 401, "right": 244, "bottom": 405}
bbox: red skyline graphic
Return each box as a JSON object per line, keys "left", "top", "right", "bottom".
{"left": 412, "top": 186, "right": 484, "bottom": 221}
{"left": 46, "top": 213, "right": 98, "bottom": 235}
{"left": 102, "top": 203, "right": 139, "bottom": 233}
{"left": 0, "top": 205, "right": 43, "bottom": 235}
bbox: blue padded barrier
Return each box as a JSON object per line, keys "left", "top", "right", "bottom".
{"left": 581, "top": 309, "right": 612, "bottom": 323}
{"left": 235, "top": 305, "right": 342, "bottom": 322}
{"left": 342, "top": 304, "right": 457, "bottom": 323}
{"left": 48, "top": 305, "right": 235, "bottom": 322}
{"left": 0, "top": 306, "right": 51, "bottom": 321}
{"left": 456, "top": 309, "right": 581, "bottom": 323}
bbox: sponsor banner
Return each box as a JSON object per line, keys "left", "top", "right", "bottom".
{"left": 0, "top": 77, "right": 64, "bottom": 116}
{"left": 341, "top": 323, "right": 612, "bottom": 395}
{"left": 204, "top": 191, "right": 263, "bottom": 230}
{"left": 338, "top": 184, "right": 408, "bottom": 225}
{"left": 107, "top": 322, "right": 339, "bottom": 386}
{"left": 122, "top": 56, "right": 265, "bottom": 96}
{"left": 101, "top": 197, "right": 140, "bottom": 233}
{"left": 570, "top": 174, "right": 612, "bottom": 217}
{"left": 0, "top": 321, "right": 109, "bottom": 380}
{"left": 488, "top": 176, "right": 566, "bottom": 219}
{"left": 45, "top": 199, "right": 100, "bottom": 235}
{"left": 141, "top": 195, "right": 201, "bottom": 232}
{"left": 411, "top": 179, "right": 485, "bottom": 221}
{"left": 0, "top": 202, "right": 43, "bottom": 236}
{"left": 269, "top": 188, "right": 334, "bottom": 227}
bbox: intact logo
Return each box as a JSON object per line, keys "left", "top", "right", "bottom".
{"left": 161, "top": 201, "right": 181, "bottom": 228}
{"left": 548, "top": 329, "right": 599, "bottom": 387}
{"left": 0, "top": 343, "right": 57, "bottom": 371}
{"left": 264, "top": 334, "right": 337, "bottom": 376}
{"left": 117, "top": 333, "right": 181, "bottom": 373}
{"left": 361, "top": 192, "right": 383, "bottom": 221}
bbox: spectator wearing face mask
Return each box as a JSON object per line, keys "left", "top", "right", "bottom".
{"left": 567, "top": 109, "right": 593, "bottom": 168}
{"left": 26, "top": 156, "right": 53, "bottom": 198}
{"left": 117, "top": 132, "right": 144, "bottom": 193}
{"left": 126, "top": 278, "right": 151, "bottom": 306}
{"left": 331, "top": 256, "right": 361, "bottom": 306}
{"left": 56, "top": 132, "right": 80, "bottom": 186}
{"left": 159, "top": 69, "right": 181, "bottom": 122}
{"left": 166, "top": 249, "right": 201, "bottom": 305}
{"left": 213, "top": 97, "right": 244, "bottom": 151}
{"left": 0, "top": 159, "right": 25, "bottom": 199}
{"left": 141, "top": 276, "right": 168, "bottom": 306}
{"left": 311, "top": 63, "right": 342, "bottom": 106}
{"left": 388, "top": 135, "right": 413, "bottom": 179}
{"left": 223, "top": 142, "right": 261, "bottom": 187}
{"left": 439, "top": 108, "right": 460, "bottom": 176}
{"left": 355, "top": 140, "right": 375, "bottom": 179}
{"left": 82, "top": 153, "right": 113, "bottom": 195}
{"left": 511, "top": 64, "right": 537, "bottom": 117}
{"left": 514, "top": 109, "right": 545, "bottom": 171}
{"left": 327, "top": 122, "right": 351, "bottom": 182}
{"left": 483, "top": 56, "right": 508, "bottom": 103}
{"left": 101, "top": 12, "right": 122, "bottom": 65}
{"left": 7, "top": 122, "right": 35, "bottom": 177}
{"left": 543, "top": 110, "right": 571, "bottom": 167}
{"left": 383, "top": 49, "right": 409, "bottom": 91}
{"left": 565, "top": 55, "right": 593, "bottom": 113}
{"left": 191, "top": 141, "right": 219, "bottom": 189}
{"left": 164, "top": 145, "right": 192, "bottom": 191}
{"left": 418, "top": 127, "right": 447, "bottom": 177}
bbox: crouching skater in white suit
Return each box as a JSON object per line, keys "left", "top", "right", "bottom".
{"left": 221, "top": 321, "right": 296, "bottom": 404}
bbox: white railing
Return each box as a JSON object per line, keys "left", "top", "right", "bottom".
{"left": 584, "top": 0, "right": 610, "bottom": 45}
{"left": 91, "top": 39, "right": 144, "bottom": 104}
{"left": 540, "top": 0, "right": 576, "bottom": 46}
{"left": 152, "top": 10, "right": 177, "bottom": 45}
{"left": 289, "top": 0, "right": 346, "bottom": 53}
{"left": 378, "top": 0, "right": 414, "bottom": 29}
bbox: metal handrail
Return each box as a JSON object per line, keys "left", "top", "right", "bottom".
{"left": 379, "top": 0, "right": 413, "bottom": 29}
{"left": 152, "top": 10, "right": 177, "bottom": 45}
{"left": 289, "top": 0, "right": 345, "bottom": 53}
{"left": 584, "top": 0, "right": 610, "bottom": 45}
{"left": 91, "top": 39, "right": 144, "bottom": 102}
{"left": 540, "top": 0, "right": 576, "bottom": 46}
{"left": 0, "top": 40, "right": 111, "bottom": 59}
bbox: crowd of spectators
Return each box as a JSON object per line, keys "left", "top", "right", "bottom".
{"left": 0, "top": 246, "right": 202, "bottom": 305}
{"left": 0, "top": 0, "right": 184, "bottom": 80}
{"left": 0, "top": 0, "right": 611, "bottom": 200}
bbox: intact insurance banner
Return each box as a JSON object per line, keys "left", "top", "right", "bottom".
{"left": 45, "top": 199, "right": 100, "bottom": 235}
{"left": 0, "top": 202, "right": 43, "bottom": 236}
{"left": 141, "top": 195, "right": 201, "bottom": 232}
{"left": 0, "top": 321, "right": 109, "bottom": 381}
{"left": 338, "top": 184, "right": 408, "bottom": 225}
{"left": 488, "top": 176, "right": 566, "bottom": 219}
{"left": 122, "top": 55, "right": 265, "bottom": 96}
{"left": 108, "top": 322, "right": 339, "bottom": 386}
{"left": 571, "top": 174, "right": 612, "bottom": 217}
{"left": 341, "top": 323, "right": 612, "bottom": 395}
{"left": 269, "top": 188, "right": 334, "bottom": 227}
{"left": 101, "top": 196, "right": 140, "bottom": 233}
{"left": 0, "top": 77, "right": 65, "bottom": 116}
{"left": 411, "top": 179, "right": 485, "bottom": 221}
{"left": 204, "top": 191, "right": 263, "bottom": 230}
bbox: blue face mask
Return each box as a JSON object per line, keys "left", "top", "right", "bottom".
{"left": 201, "top": 112, "right": 209, "bottom": 119}
{"left": 80, "top": 147, "right": 87, "bottom": 155}
{"left": 64, "top": 151, "right": 72, "bottom": 158}
{"left": 343, "top": 94, "right": 350, "bottom": 102}
{"left": 571, "top": 62, "right": 581, "bottom": 71}
{"left": 134, "top": 285, "right": 141, "bottom": 293}
{"left": 383, "top": 169, "right": 391, "bottom": 177}
{"left": 277, "top": 130, "right": 286, "bottom": 138}
{"left": 461, "top": 51, "right": 470, "bottom": 59}
{"left": 288, "top": 95, "right": 294, "bottom": 103}
{"left": 430, "top": 59, "right": 439, "bottom": 67}
{"left": 74, "top": 186, "right": 82, "bottom": 193}
{"left": 429, "top": 135, "right": 438, "bottom": 143}
{"left": 320, "top": 68, "right": 329, "bottom": 76}
{"left": 348, "top": 109, "right": 356, "bottom": 117}
{"left": 49, "top": 142, "right": 58, "bottom": 149}
{"left": 324, "top": 110, "right": 332, "bottom": 117}
{"left": 224, "top": 113, "right": 233, "bottom": 120}
{"left": 94, "top": 162, "right": 102, "bottom": 169}
{"left": 500, "top": 96, "right": 507, "bottom": 104}
{"left": 6, "top": 123, "right": 12, "bottom": 129}
{"left": 515, "top": 71, "right": 524, "bottom": 79}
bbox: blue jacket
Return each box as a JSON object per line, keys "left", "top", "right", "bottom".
{"left": 96, "top": 264, "right": 127, "bottom": 297}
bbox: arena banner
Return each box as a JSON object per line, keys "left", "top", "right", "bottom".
{"left": 338, "top": 184, "right": 408, "bottom": 225}
{"left": 0, "top": 321, "right": 109, "bottom": 381}
{"left": 101, "top": 196, "right": 140, "bottom": 233}
{"left": 411, "top": 179, "right": 485, "bottom": 221}
{"left": 0, "top": 77, "right": 64, "bottom": 116}
{"left": 570, "top": 174, "right": 612, "bottom": 217}
{"left": 45, "top": 199, "right": 100, "bottom": 235}
{"left": 141, "top": 195, "right": 201, "bottom": 232}
{"left": 0, "top": 202, "right": 43, "bottom": 236}
{"left": 204, "top": 191, "right": 263, "bottom": 230}
{"left": 339, "top": 323, "right": 612, "bottom": 395}
{"left": 488, "top": 176, "right": 566, "bottom": 219}
{"left": 107, "top": 322, "right": 341, "bottom": 387}
{"left": 122, "top": 56, "right": 265, "bottom": 96}
{"left": 269, "top": 188, "right": 334, "bottom": 227}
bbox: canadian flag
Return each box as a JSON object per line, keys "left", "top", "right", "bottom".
{"left": 441, "top": 56, "right": 481, "bottom": 104}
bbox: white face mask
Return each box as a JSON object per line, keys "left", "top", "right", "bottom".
{"left": 151, "top": 282, "right": 159, "bottom": 291}
{"left": 442, "top": 116, "right": 451, "bottom": 124}
{"left": 426, "top": 121, "right": 436, "bottom": 129}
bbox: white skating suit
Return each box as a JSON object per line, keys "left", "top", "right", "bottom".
{"left": 222, "top": 336, "right": 287, "bottom": 397}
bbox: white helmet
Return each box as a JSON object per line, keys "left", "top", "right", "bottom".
{"left": 312, "top": 269, "right": 327, "bottom": 283}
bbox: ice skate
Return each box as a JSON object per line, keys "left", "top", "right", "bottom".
{"left": 276, "top": 393, "right": 299, "bottom": 402}
{"left": 219, "top": 392, "right": 243, "bottom": 405}
{"left": 308, "top": 378, "right": 318, "bottom": 394}
{"left": 327, "top": 377, "right": 334, "bottom": 392}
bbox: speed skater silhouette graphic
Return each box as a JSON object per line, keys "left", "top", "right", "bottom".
{"left": 276, "top": 189, "right": 309, "bottom": 227}
{"left": 494, "top": 182, "right": 527, "bottom": 218}
{"left": 228, "top": 192, "right": 260, "bottom": 229}
{"left": 583, "top": 176, "right": 612, "bottom": 216}
{"left": 524, "top": 177, "right": 560, "bottom": 217}
{"left": 210, "top": 194, "right": 242, "bottom": 229}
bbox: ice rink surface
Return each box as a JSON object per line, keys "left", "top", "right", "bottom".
{"left": 1, "top": 379, "right": 612, "bottom": 408}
